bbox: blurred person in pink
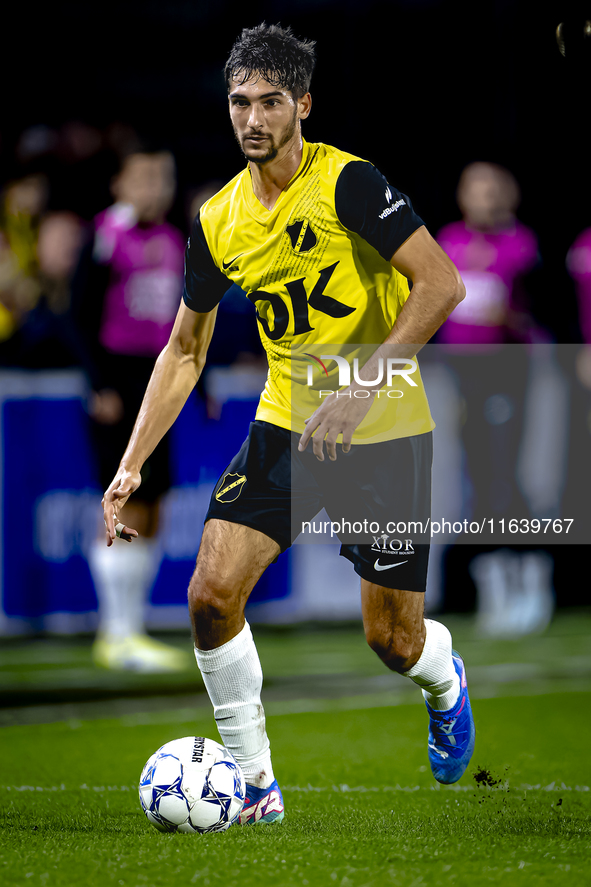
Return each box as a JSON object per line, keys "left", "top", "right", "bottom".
{"left": 437, "top": 162, "right": 540, "bottom": 346}
{"left": 427, "top": 162, "right": 556, "bottom": 637}
{"left": 71, "top": 149, "right": 188, "bottom": 672}
{"left": 566, "top": 228, "right": 591, "bottom": 343}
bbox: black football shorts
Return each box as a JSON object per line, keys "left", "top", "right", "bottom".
{"left": 205, "top": 420, "right": 432, "bottom": 592}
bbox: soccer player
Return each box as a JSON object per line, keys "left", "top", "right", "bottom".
{"left": 102, "top": 24, "right": 475, "bottom": 824}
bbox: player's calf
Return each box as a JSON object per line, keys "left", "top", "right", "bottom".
{"left": 361, "top": 584, "right": 427, "bottom": 674}
{"left": 364, "top": 623, "right": 425, "bottom": 673}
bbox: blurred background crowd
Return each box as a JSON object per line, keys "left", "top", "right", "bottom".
{"left": 1, "top": 0, "right": 589, "bottom": 669}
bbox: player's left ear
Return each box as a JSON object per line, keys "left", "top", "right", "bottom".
{"left": 297, "top": 92, "right": 312, "bottom": 121}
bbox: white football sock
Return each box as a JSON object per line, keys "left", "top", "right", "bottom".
{"left": 404, "top": 618, "right": 460, "bottom": 712}
{"left": 88, "top": 539, "right": 157, "bottom": 638}
{"left": 194, "top": 621, "right": 274, "bottom": 789}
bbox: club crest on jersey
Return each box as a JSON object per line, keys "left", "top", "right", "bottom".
{"left": 215, "top": 473, "right": 247, "bottom": 503}
{"left": 286, "top": 218, "right": 318, "bottom": 254}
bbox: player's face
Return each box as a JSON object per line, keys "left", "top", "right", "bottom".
{"left": 228, "top": 75, "right": 311, "bottom": 165}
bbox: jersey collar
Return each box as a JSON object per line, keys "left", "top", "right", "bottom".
{"left": 243, "top": 140, "right": 313, "bottom": 222}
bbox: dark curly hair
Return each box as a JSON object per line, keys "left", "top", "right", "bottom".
{"left": 224, "top": 23, "right": 316, "bottom": 99}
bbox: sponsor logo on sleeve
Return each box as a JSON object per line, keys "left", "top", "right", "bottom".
{"left": 379, "top": 198, "right": 406, "bottom": 220}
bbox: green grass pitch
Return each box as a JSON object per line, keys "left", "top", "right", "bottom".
{"left": 1, "top": 618, "right": 590, "bottom": 886}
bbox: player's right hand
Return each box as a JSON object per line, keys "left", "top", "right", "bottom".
{"left": 102, "top": 468, "right": 142, "bottom": 546}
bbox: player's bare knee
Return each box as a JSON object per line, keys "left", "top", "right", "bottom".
{"left": 188, "top": 574, "right": 233, "bottom": 629}
{"left": 365, "top": 625, "right": 420, "bottom": 673}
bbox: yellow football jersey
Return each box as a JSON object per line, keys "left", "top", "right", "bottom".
{"left": 184, "top": 141, "right": 434, "bottom": 443}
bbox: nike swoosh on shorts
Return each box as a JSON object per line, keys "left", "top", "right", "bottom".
{"left": 373, "top": 559, "right": 409, "bottom": 571}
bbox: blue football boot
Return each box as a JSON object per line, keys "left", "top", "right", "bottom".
{"left": 238, "top": 779, "right": 284, "bottom": 825}
{"left": 426, "top": 650, "right": 475, "bottom": 784}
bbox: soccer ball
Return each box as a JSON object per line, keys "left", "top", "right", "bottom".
{"left": 139, "top": 736, "right": 246, "bottom": 833}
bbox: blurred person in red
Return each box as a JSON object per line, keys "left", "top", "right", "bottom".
{"left": 71, "top": 149, "right": 188, "bottom": 671}
{"left": 430, "top": 162, "right": 556, "bottom": 637}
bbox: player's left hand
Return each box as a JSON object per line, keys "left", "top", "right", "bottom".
{"left": 102, "top": 468, "right": 142, "bottom": 546}
{"left": 298, "top": 389, "right": 374, "bottom": 461}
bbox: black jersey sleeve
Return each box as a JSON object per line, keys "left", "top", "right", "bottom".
{"left": 183, "top": 211, "right": 231, "bottom": 313}
{"left": 334, "top": 160, "right": 424, "bottom": 262}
